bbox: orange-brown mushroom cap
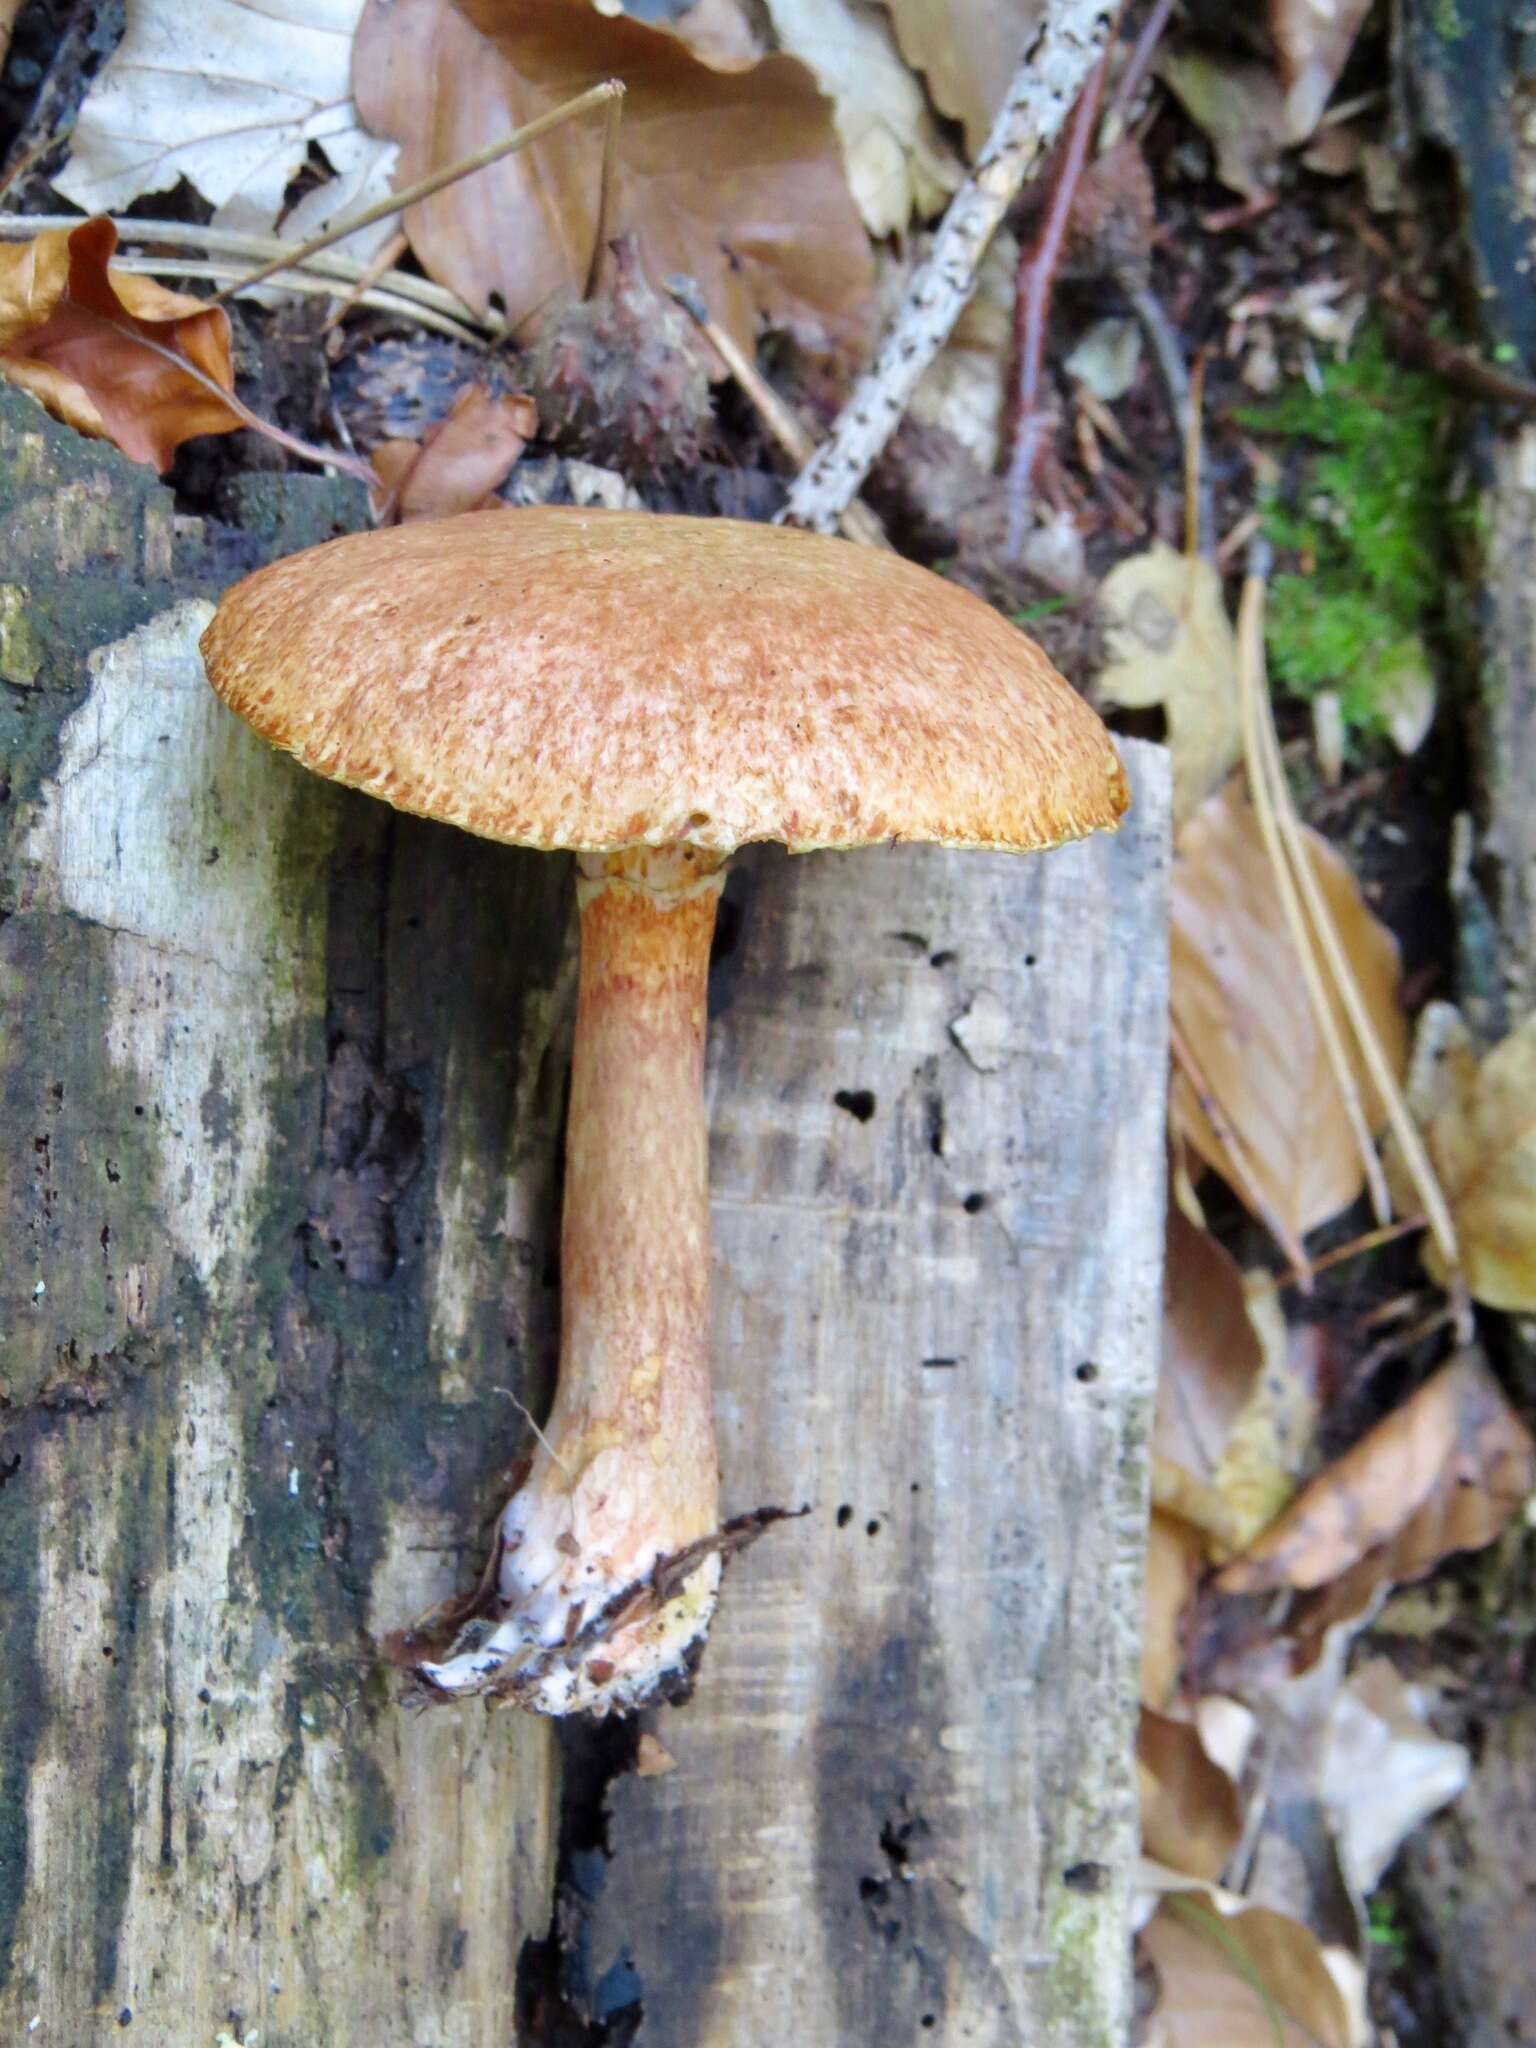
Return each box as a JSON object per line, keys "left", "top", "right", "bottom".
{"left": 200, "top": 507, "right": 1127, "bottom": 857}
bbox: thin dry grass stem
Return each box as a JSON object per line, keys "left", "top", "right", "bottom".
{"left": 1, "top": 214, "right": 489, "bottom": 335}
{"left": 1276, "top": 1213, "right": 1427, "bottom": 1293}
{"left": 583, "top": 87, "right": 625, "bottom": 300}
{"left": 1244, "top": 570, "right": 1462, "bottom": 1273}
{"left": 1236, "top": 562, "right": 1394, "bottom": 1227}
{"left": 1171, "top": 1015, "right": 1313, "bottom": 1283}
{"left": 107, "top": 256, "right": 481, "bottom": 344}
{"left": 665, "top": 279, "right": 888, "bottom": 549}
{"left": 321, "top": 227, "right": 410, "bottom": 331}
{"left": 209, "top": 79, "right": 625, "bottom": 308}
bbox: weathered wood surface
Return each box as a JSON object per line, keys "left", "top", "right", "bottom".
{"left": 0, "top": 383, "right": 1169, "bottom": 2047}
{"left": 0, "top": 391, "right": 565, "bottom": 2045}
{"left": 579, "top": 749, "right": 1169, "bottom": 2047}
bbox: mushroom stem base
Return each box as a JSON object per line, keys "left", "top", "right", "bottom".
{"left": 405, "top": 843, "right": 727, "bottom": 1717}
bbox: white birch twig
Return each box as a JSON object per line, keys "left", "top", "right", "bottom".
{"left": 780, "top": 0, "right": 1115, "bottom": 535}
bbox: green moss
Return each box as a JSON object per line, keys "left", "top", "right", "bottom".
{"left": 1238, "top": 329, "right": 1467, "bottom": 749}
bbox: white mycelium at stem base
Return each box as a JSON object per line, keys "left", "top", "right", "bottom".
{"left": 417, "top": 845, "right": 727, "bottom": 1716}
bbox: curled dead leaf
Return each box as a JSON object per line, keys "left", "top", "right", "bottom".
{"left": 1156, "top": 1210, "right": 1263, "bottom": 1496}
{"left": 1171, "top": 779, "right": 1408, "bottom": 1245}
{"left": 0, "top": 217, "right": 240, "bottom": 471}
{"left": 353, "top": 0, "right": 874, "bottom": 361}
{"left": 373, "top": 385, "right": 538, "bottom": 522}
{"left": 1097, "top": 545, "right": 1242, "bottom": 827}
{"left": 1218, "top": 1350, "right": 1535, "bottom": 1597}
{"left": 1138, "top": 1708, "right": 1243, "bottom": 1882}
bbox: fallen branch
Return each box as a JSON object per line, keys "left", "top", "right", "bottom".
{"left": 780, "top": 0, "right": 1116, "bottom": 535}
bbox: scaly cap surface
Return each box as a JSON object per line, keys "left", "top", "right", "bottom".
{"left": 200, "top": 507, "right": 1127, "bottom": 855}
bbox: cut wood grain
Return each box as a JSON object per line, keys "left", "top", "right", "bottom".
{"left": 575, "top": 746, "right": 1170, "bottom": 2048}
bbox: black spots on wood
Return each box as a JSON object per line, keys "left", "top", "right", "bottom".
{"left": 921, "top": 1356, "right": 959, "bottom": 1371}
{"left": 889, "top": 930, "right": 929, "bottom": 952}
{"left": 1063, "top": 1860, "right": 1109, "bottom": 1894}
{"left": 865, "top": 1518, "right": 881, "bottom": 1538}
{"left": 924, "top": 1091, "right": 945, "bottom": 1156}
{"left": 1075, "top": 1360, "right": 1100, "bottom": 1384}
{"left": 929, "top": 949, "right": 957, "bottom": 970}
{"left": 962, "top": 1190, "right": 988, "bottom": 1214}
{"left": 834, "top": 1087, "right": 877, "bottom": 1123}
{"left": 836, "top": 1503, "right": 854, "bottom": 1528}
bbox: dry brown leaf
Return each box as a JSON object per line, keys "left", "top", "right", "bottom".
{"left": 1171, "top": 779, "right": 1409, "bottom": 1244}
{"left": 0, "top": 216, "right": 241, "bottom": 471}
{"left": 352, "top": 0, "right": 874, "bottom": 361}
{"left": 879, "top": 0, "right": 1045, "bottom": 160}
{"left": 1138, "top": 1709, "right": 1243, "bottom": 1882}
{"left": 634, "top": 1730, "right": 678, "bottom": 1776}
{"left": 373, "top": 386, "right": 538, "bottom": 521}
{"left": 1396, "top": 1005, "right": 1536, "bottom": 1311}
{"left": 1157, "top": 1209, "right": 1263, "bottom": 1491}
{"left": 1144, "top": 1509, "right": 1205, "bottom": 1709}
{"left": 1141, "top": 1890, "right": 1357, "bottom": 2048}
{"left": 1269, "top": 0, "right": 1376, "bottom": 143}
{"left": 1218, "top": 1351, "right": 1536, "bottom": 1597}
{"left": 1097, "top": 546, "right": 1242, "bottom": 827}
{"left": 1204, "top": 1280, "right": 1324, "bottom": 1558}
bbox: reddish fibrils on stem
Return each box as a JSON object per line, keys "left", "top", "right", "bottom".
{"left": 418, "top": 847, "right": 727, "bottom": 1713}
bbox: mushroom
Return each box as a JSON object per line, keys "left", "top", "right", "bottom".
{"left": 200, "top": 507, "right": 1127, "bottom": 1717}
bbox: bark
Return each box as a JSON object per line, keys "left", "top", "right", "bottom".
{"left": 0, "top": 385, "right": 1169, "bottom": 2046}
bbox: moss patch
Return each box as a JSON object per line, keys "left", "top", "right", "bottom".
{"left": 1239, "top": 329, "right": 1468, "bottom": 748}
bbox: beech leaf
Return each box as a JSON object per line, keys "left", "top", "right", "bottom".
{"left": 372, "top": 385, "right": 538, "bottom": 522}
{"left": 1171, "top": 779, "right": 1409, "bottom": 1244}
{"left": 0, "top": 217, "right": 241, "bottom": 471}
{"left": 1138, "top": 1708, "right": 1243, "bottom": 1883}
{"left": 352, "top": 0, "right": 875, "bottom": 360}
{"left": 1218, "top": 1350, "right": 1536, "bottom": 1597}
{"left": 54, "top": 0, "right": 399, "bottom": 249}
{"left": 1140, "top": 1882, "right": 1360, "bottom": 2048}
{"left": 879, "top": 0, "right": 1048, "bottom": 159}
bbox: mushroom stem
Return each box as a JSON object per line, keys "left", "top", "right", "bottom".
{"left": 415, "top": 843, "right": 727, "bottom": 1715}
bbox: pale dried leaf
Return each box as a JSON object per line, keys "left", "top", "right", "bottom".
{"left": 1065, "top": 315, "right": 1142, "bottom": 402}
{"left": 1321, "top": 1659, "right": 1470, "bottom": 1894}
{"left": 635, "top": 1730, "right": 678, "bottom": 1775}
{"left": 1397, "top": 1004, "right": 1536, "bottom": 1311}
{"left": 1097, "top": 546, "right": 1241, "bottom": 827}
{"left": 374, "top": 386, "right": 537, "bottom": 521}
{"left": 1269, "top": 0, "right": 1376, "bottom": 142}
{"left": 353, "top": 0, "right": 875, "bottom": 361}
{"left": 763, "top": 0, "right": 961, "bottom": 234}
{"left": 0, "top": 217, "right": 240, "bottom": 470}
{"left": 879, "top": 0, "right": 1046, "bottom": 159}
{"left": 1219, "top": 1350, "right": 1536, "bottom": 1595}
{"left": 1171, "top": 779, "right": 1409, "bottom": 1242}
{"left": 54, "top": 0, "right": 399, "bottom": 251}
{"left": 1139, "top": 1708, "right": 1243, "bottom": 1882}
{"left": 640, "top": 0, "right": 766, "bottom": 70}
{"left": 1141, "top": 1891, "right": 1357, "bottom": 2048}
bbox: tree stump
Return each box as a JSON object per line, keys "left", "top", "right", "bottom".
{"left": 0, "top": 390, "right": 1169, "bottom": 2047}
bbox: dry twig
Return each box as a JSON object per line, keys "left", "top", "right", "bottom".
{"left": 665, "top": 279, "right": 888, "bottom": 549}
{"left": 781, "top": 0, "right": 1116, "bottom": 535}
